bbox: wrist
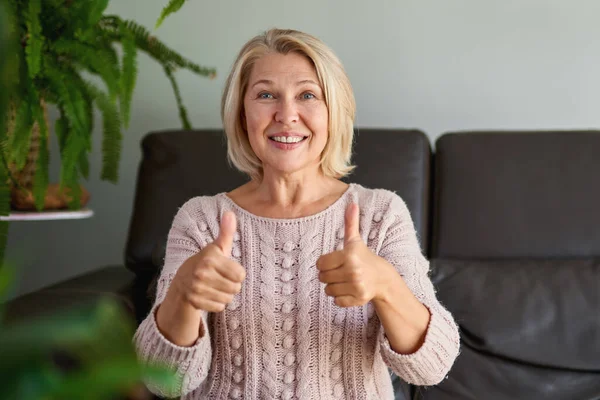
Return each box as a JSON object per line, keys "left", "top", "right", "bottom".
{"left": 373, "top": 260, "right": 401, "bottom": 305}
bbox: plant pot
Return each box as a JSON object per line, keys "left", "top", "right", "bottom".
{"left": 6, "top": 99, "right": 90, "bottom": 211}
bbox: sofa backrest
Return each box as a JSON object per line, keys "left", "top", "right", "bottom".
{"left": 423, "top": 131, "right": 600, "bottom": 400}
{"left": 124, "top": 128, "right": 432, "bottom": 276}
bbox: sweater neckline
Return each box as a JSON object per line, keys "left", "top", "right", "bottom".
{"left": 219, "top": 183, "right": 356, "bottom": 224}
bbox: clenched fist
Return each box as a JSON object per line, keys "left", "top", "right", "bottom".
{"left": 317, "top": 203, "right": 397, "bottom": 308}
{"left": 169, "top": 211, "right": 246, "bottom": 313}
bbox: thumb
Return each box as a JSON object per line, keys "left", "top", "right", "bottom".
{"left": 215, "top": 211, "right": 237, "bottom": 257}
{"left": 344, "top": 203, "right": 361, "bottom": 245}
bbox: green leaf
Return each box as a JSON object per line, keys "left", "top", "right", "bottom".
{"left": 0, "top": 298, "right": 176, "bottom": 400}
{"left": 84, "top": 82, "right": 122, "bottom": 183}
{"left": 0, "top": 262, "right": 15, "bottom": 305}
{"left": 51, "top": 39, "right": 121, "bottom": 101}
{"left": 164, "top": 65, "right": 191, "bottom": 129}
{"left": 0, "top": 299, "right": 129, "bottom": 364}
{"left": 24, "top": 0, "right": 43, "bottom": 79}
{"left": 8, "top": 98, "right": 34, "bottom": 170}
{"left": 0, "top": 1, "right": 17, "bottom": 136}
{"left": 155, "top": 0, "right": 186, "bottom": 29}
{"left": 44, "top": 64, "right": 87, "bottom": 136}
{"left": 32, "top": 106, "right": 49, "bottom": 211}
{"left": 54, "top": 114, "right": 68, "bottom": 154}
{"left": 87, "top": 0, "right": 110, "bottom": 26}
{"left": 47, "top": 358, "right": 174, "bottom": 399}
{"left": 102, "top": 16, "right": 216, "bottom": 78}
{"left": 59, "top": 133, "right": 83, "bottom": 209}
{"left": 78, "top": 149, "right": 89, "bottom": 180}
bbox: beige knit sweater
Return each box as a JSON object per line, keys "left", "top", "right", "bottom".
{"left": 134, "top": 184, "right": 460, "bottom": 399}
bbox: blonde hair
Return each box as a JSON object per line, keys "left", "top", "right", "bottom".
{"left": 221, "top": 28, "right": 356, "bottom": 180}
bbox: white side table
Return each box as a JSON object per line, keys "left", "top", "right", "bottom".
{"left": 0, "top": 208, "right": 94, "bottom": 221}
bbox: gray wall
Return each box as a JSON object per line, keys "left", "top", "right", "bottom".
{"left": 7, "top": 0, "right": 600, "bottom": 298}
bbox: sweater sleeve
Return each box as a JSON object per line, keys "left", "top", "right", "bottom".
{"left": 376, "top": 194, "right": 460, "bottom": 386}
{"left": 133, "top": 202, "right": 213, "bottom": 398}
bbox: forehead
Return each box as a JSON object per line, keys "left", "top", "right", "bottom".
{"left": 248, "top": 52, "right": 319, "bottom": 83}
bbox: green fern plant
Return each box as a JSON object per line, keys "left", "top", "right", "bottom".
{"left": 4, "top": 0, "right": 215, "bottom": 213}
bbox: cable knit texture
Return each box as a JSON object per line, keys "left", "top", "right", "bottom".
{"left": 133, "top": 184, "right": 460, "bottom": 399}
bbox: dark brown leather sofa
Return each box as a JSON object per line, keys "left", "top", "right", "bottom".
{"left": 4, "top": 129, "right": 599, "bottom": 400}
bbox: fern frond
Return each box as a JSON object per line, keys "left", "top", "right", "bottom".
{"left": 155, "top": 0, "right": 186, "bottom": 29}
{"left": 119, "top": 27, "right": 137, "bottom": 128}
{"left": 84, "top": 82, "right": 122, "bottom": 183}
{"left": 164, "top": 66, "right": 191, "bottom": 130}
{"left": 51, "top": 39, "right": 121, "bottom": 101}
{"left": 101, "top": 16, "right": 216, "bottom": 78}
{"left": 44, "top": 62, "right": 91, "bottom": 137}
{"left": 32, "top": 104, "right": 49, "bottom": 211}
{"left": 54, "top": 113, "right": 68, "bottom": 155}
{"left": 24, "top": 0, "right": 43, "bottom": 79}
{"left": 62, "top": 0, "right": 109, "bottom": 36}
{"left": 7, "top": 98, "right": 34, "bottom": 170}
{"left": 59, "top": 129, "right": 84, "bottom": 208}
{"left": 86, "top": 0, "right": 110, "bottom": 27}
{"left": 78, "top": 150, "right": 89, "bottom": 180}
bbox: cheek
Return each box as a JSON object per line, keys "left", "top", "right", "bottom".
{"left": 306, "top": 106, "right": 329, "bottom": 136}
{"left": 245, "top": 104, "right": 273, "bottom": 131}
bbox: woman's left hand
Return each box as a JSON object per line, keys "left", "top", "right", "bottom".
{"left": 316, "top": 203, "right": 399, "bottom": 307}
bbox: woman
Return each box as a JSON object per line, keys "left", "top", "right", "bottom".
{"left": 134, "top": 28, "right": 459, "bottom": 400}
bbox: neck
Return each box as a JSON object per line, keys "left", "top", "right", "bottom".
{"left": 254, "top": 167, "right": 335, "bottom": 208}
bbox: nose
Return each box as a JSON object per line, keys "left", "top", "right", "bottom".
{"left": 274, "top": 98, "right": 298, "bottom": 125}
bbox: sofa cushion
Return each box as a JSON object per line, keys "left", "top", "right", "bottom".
{"left": 423, "top": 258, "right": 600, "bottom": 399}
{"left": 431, "top": 131, "right": 600, "bottom": 258}
{"left": 418, "top": 343, "right": 600, "bottom": 400}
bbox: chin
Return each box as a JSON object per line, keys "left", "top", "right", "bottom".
{"left": 267, "top": 161, "right": 316, "bottom": 176}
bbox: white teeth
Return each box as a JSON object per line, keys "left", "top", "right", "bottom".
{"left": 271, "top": 136, "right": 304, "bottom": 143}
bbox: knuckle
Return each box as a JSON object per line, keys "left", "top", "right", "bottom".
{"left": 354, "top": 280, "right": 365, "bottom": 292}
{"left": 202, "top": 255, "right": 217, "bottom": 268}
{"left": 346, "top": 252, "right": 360, "bottom": 265}
{"left": 349, "top": 268, "right": 362, "bottom": 281}
{"left": 235, "top": 266, "right": 246, "bottom": 282}
{"left": 315, "top": 259, "right": 323, "bottom": 270}
{"left": 233, "top": 282, "right": 243, "bottom": 293}
{"left": 193, "top": 267, "right": 209, "bottom": 281}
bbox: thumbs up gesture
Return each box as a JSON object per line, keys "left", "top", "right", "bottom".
{"left": 316, "top": 203, "right": 396, "bottom": 308}
{"left": 170, "top": 211, "right": 246, "bottom": 312}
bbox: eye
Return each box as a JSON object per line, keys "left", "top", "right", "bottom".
{"left": 301, "top": 92, "right": 316, "bottom": 100}
{"left": 258, "top": 92, "right": 274, "bottom": 99}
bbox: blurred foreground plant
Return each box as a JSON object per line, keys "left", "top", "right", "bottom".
{"left": 0, "top": 265, "right": 177, "bottom": 400}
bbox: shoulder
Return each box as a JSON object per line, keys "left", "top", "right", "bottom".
{"left": 171, "top": 193, "right": 232, "bottom": 238}
{"left": 178, "top": 194, "right": 225, "bottom": 220}
{"left": 350, "top": 183, "right": 411, "bottom": 220}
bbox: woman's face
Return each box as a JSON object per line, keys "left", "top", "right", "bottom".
{"left": 243, "top": 52, "right": 329, "bottom": 178}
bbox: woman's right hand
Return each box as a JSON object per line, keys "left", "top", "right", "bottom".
{"left": 169, "top": 211, "right": 245, "bottom": 312}
{"left": 156, "top": 211, "right": 245, "bottom": 345}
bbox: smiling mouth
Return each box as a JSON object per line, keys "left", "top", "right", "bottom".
{"left": 269, "top": 136, "right": 308, "bottom": 144}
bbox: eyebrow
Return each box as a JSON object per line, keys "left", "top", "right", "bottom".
{"left": 250, "top": 79, "right": 320, "bottom": 89}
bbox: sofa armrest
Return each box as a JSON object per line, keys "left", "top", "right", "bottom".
{"left": 2, "top": 266, "right": 147, "bottom": 326}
